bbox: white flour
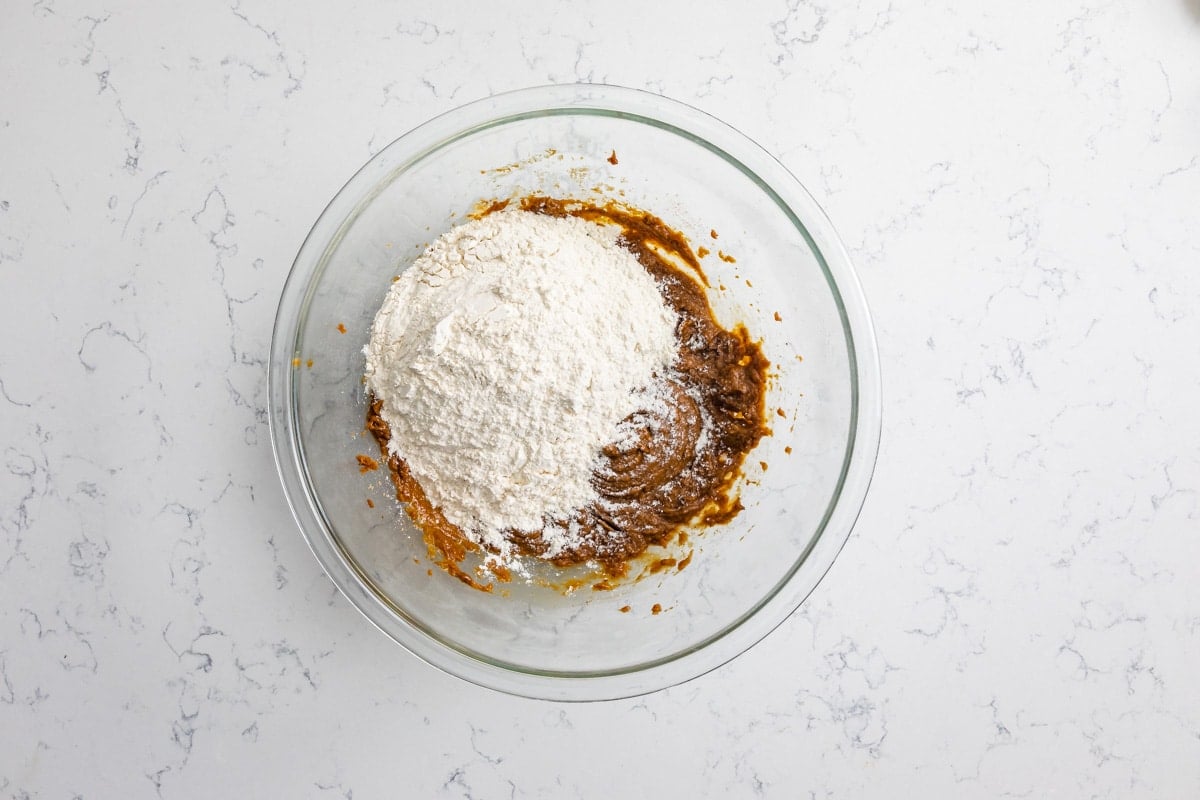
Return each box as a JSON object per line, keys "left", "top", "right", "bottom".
{"left": 364, "top": 208, "right": 678, "bottom": 559}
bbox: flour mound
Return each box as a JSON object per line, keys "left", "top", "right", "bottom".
{"left": 364, "top": 209, "right": 678, "bottom": 557}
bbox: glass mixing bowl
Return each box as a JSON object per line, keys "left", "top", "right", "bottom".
{"left": 268, "top": 84, "right": 880, "bottom": 701}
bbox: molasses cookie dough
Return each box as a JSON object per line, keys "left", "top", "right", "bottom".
{"left": 366, "top": 196, "right": 770, "bottom": 585}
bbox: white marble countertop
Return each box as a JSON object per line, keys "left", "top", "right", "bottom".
{"left": 3, "top": 1, "right": 1199, "bottom": 796}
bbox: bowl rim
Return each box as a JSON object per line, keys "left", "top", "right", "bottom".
{"left": 268, "top": 83, "right": 882, "bottom": 702}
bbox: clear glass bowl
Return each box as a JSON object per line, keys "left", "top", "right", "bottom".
{"left": 268, "top": 84, "right": 880, "bottom": 701}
